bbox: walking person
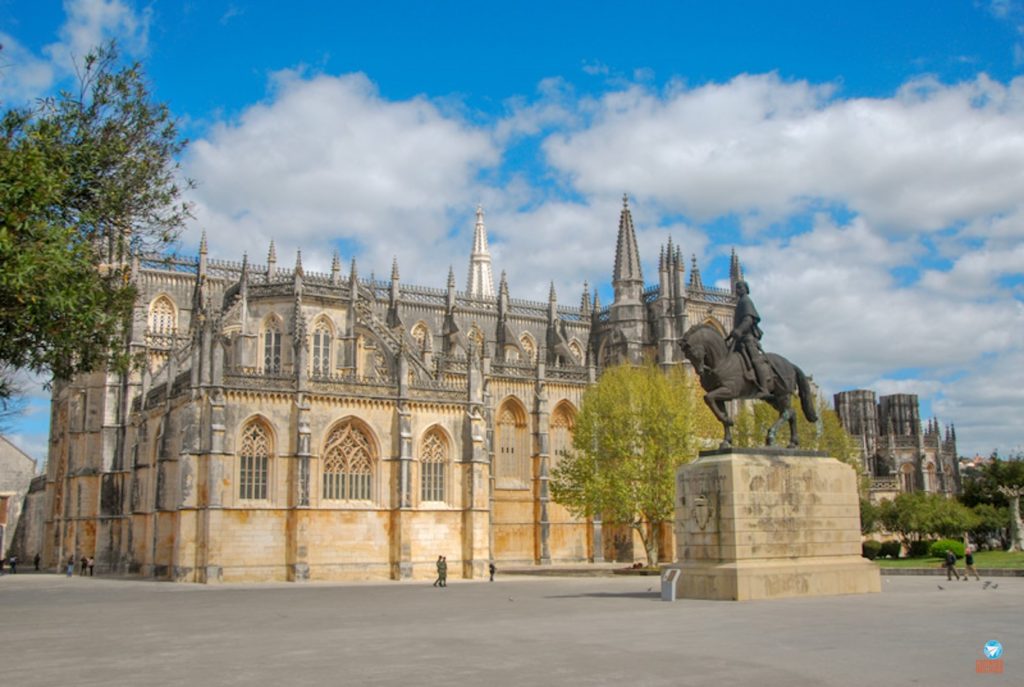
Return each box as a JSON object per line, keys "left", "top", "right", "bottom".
{"left": 962, "top": 547, "right": 981, "bottom": 581}
{"left": 80, "top": 556, "right": 88, "bottom": 576}
{"left": 8, "top": 555, "right": 16, "bottom": 574}
{"left": 439, "top": 555, "right": 448, "bottom": 587}
{"left": 66, "top": 556, "right": 74, "bottom": 577}
{"left": 433, "top": 555, "right": 443, "bottom": 587}
{"left": 34, "top": 553, "right": 40, "bottom": 571}
{"left": 944, "top": 548, "right": 961, "bottom": 581}
{"left": 488, "top": 561, "right": 495, "bottom": 582}
{"left": 87, "top": 557, "right": 95, "bottom": 576}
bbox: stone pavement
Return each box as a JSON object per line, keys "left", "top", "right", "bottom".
{"left": 0, "top": 572, "right": 1017, "bottom": 686}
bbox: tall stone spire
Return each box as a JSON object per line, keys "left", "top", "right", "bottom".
{"left": 612, "top": 193, "right": 643, "bottom": 300}
{"left": 466, "top": 205, "right": 495, "bottom": 298}
{"left": 331, "top": 251, "right": 341, "bottom": 286}
{"left": 608, "top": 194, "right": 647, "bottom": 364}
{"left": 266, "top": 240, "right": 277, "bottom": 282}
{"left": 729, "top": 248, "right": 745, "bottom": 293}
{"left": 689, "top": 254, "right": 704, "bottom": 291}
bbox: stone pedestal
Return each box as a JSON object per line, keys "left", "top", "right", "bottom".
{"left": 666, "top": 449, "right": 879, "bottom": 601}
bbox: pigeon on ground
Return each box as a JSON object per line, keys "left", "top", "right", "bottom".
{"left": 991, "top": 583, "right": 998, "bottom": 589}
{"left": 983, "top": 581, "right": 992, "bottom": 589}
{"left": 937, "top": 585, "right": 944, "bottom": 590}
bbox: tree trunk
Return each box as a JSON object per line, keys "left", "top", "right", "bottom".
{"left": 635, "top": 521, "right": 659, "bottom": 566}
{"left": 1006, "top": 490, "right": 1023, "bottom": 552}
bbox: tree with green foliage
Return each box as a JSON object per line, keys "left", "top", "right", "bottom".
{"left": 990, "top": 457, "right": 1024, "bottom": 551}
{"left": 860, "top": 498, "right": 880, "bottom": 535}
{"left": 959, "top": 454, "right": 1024, "bottom": 551}
{"left": 878, "top": 491, "right": 979, "bottom": 550}
{"left": 0, "top": 41, "right": 190, "bottom": 399}
{"left": 969, "top": 502, "right": 1010, "bottom": 550}
{"left": 550, "top": 363, "right": 718, "bottom": 565}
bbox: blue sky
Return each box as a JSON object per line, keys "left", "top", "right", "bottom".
{"left": 2, "top": 0, "right": 1024, "bottom": 463}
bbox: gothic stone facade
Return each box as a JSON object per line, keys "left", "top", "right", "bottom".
{"left": 38, "top": 199, "right": 743, "bottom": 582}
{"left": 0, "top": 436, "right": 36, "bottom": 558}
{"left": 834, "top": 390, "right": 960, "bottom": 504}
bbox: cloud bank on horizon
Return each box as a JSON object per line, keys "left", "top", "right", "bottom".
{"left": 2, "top": 0, "right": 1022, "bottom": 461}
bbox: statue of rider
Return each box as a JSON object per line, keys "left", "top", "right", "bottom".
{"left": 725, "top": 280, "right": 772, "bottom": 398}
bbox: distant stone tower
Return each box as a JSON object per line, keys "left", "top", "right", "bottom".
{"left": 466, "top": 205, "right": 495, "bottom": 298}
{"left": 834, "top": 390, "right": 960, "bottom": 502}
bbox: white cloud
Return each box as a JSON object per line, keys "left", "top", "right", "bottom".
{"left": 0, "top": 33, "right": 57, "bottom": 103}
{"left": 733, "top": 214, "right": 1023, "bottom": 457}
{"left": 183, "top": 66, "right": 1024, "bottom": 457}
{"left": 0, "top": 0, "right": 149, "bottom": 104}
{"left": 184, "top": 70, "right": 499, "bottom": 287}
{"left": 543, "top": 73, "right": 1024, "bottom": 232}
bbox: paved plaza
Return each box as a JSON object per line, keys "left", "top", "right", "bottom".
{"left": 0, "top": 572, "right": 1017, "bottom": 686}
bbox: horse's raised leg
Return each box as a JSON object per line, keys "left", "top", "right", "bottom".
{"left": 702, "top": 392, "right": 734, "bottom": 449}
{"left": 787, "top": 406, "right": 799, "bottom": 447}
{"left": 765, "top": 409, "right": 794, "bottom": 446}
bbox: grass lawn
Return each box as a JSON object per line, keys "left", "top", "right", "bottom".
{"left": 875, "top": 550, "right": 1024, "bottom": 569}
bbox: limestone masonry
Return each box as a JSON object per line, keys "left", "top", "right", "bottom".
{"left": 33, "top": 198, "right": 745, "bottom": 582}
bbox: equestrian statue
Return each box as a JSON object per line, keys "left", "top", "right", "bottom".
{"left": 679, "top": 280, "right": 817, "bottom": 449}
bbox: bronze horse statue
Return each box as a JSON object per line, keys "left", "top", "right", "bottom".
{"left": 680, "top": 323, "right": 818, "bottom": 449}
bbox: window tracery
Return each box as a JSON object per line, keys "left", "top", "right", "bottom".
{"left": 420, "top": 428, "right": 448, "bottom": 502}
{"left": 322, "top": 421, "right": 374, "bottom": 500}
{"left": 312, "top": 319, "right": 332, "bottom": 376}
{"left": 148, "top": 296, "right": 177, "bottom": 335}
{"left": 239, "top": 421, "right": 271, "bottom": 500}
{"left": 263, "top": 317, "right": 282, "bottom": 373}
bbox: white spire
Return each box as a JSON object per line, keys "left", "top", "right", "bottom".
{"left": 466, "top": 204, "right": 495, "bottom": 298}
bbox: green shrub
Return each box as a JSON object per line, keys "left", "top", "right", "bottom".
{"left": 861, "top": 540, "right": 882, "bottom": 560}
{"left": 879, "top": 540, "right": 902, "bottom": 559}
{"left": 907, "top": 540, "right": 935, "bottom": 558}
{"left": 929, "top": 539, "right": 965, "bottom": 559}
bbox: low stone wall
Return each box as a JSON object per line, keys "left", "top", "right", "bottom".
{"left": 880, "top": 567, "right": 1024, "bottom": 577}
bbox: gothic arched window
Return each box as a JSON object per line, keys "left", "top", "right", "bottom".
{"left": 239, "top": 420, "right": 272, "bottom": 500}
{"left": 263, "top": 317, "right": 282, "bottom": 373}
{"left": 924, "top": 463, "right": 936, "bottom": 493}
{"left": 411, "top": 322, "right": 430, "bottom": 353}
{"left": 496, "top": 400, "right": 529, "bottom": 488}
{"left": 520, "top": 334, "right": 536, "bottom": 363}
{"left": 420, "top": 427, "right": 448, "bottom": 503}
{"left": 900, "top": 463, "right": 915, "bottom": 493}
{"left": 568, "top": 340, "right": 584, "bottom": 364}
{"left": 149, "top": 296, "right": 177, "bottom": 335}
{"left": 468, "top": 325, "right": 484, "bottom": 351}
{"left": 549, "top": 403, "right": 576, "bottom": 470}
{"left": 322, "top": 421, "right": 375, "bottom": 501}
{"left": 312, "top": 319, "right": 332, "bottom": 376}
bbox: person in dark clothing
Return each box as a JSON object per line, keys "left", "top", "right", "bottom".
{"left": 433, "top": 555, "right": 443, "bottom": 587}
{"left": 944, "top": 548, "right": 961, "bottom": 581}
{"left": 963, "top": 547, "right": 981, "bottom": 581}
{"left": 34, "top": 553, "right": 40, "bottom": 571}
{"left": 488, "top": 562, "right": 495, "bottom": 582}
